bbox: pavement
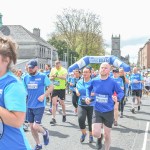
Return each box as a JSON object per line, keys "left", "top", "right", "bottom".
{"left": 25, "top": 94, "right": 150, "bottom": 150}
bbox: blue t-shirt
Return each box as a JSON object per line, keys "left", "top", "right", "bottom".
{"left": 70, "top": 77, "right": 80, "bottom": 92}
{"left": 112, "top": 76, "right": 124, "bottom": 89}
{"left": 109, "top": 71, "right": 113, "bottom": 78}
{"left": 125, "top": 74, "right": 130, "bottom": 89}
{"left": 67, "top": 75, "right": 73, "bottom": 91}
{"left": 43, "top": 70, "right": 50, "bottom": 77}
{"left": 76, "top": 78, "right": 95, "bottom": 107}
{"left": 0, "top": 71, "right": 31, "bottom": 150}
{"left": 87, "top": 76, "right": 124, "bottom": 113}
{"left": 24, "top": 72, "right": 51, "bottom": 108}
{"left": 130, "top": 73, "right": 143, "bottom": 90}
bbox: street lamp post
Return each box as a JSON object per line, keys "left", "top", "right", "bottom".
{"left": 71, "top": 54, "right": 72, "bottom": 65}
{"left": 67, "top": 47, "right": 69, "bottom": 68}
{"left": 74, "top": 57, "right": 77, "bottom": 63}
{"left": 51, "top": 49, "right": 53, "bottom": 67}
{"left": 64, "top": 53, "right": 67, "bottom": 68}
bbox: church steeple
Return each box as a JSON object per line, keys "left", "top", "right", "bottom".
{"left": 0, "top": 13, "right": 3, "bottom": 28}
{"left": 111, "top": 34, "right": 121, "bottom": 58}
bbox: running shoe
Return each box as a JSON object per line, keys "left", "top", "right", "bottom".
{"left": 23, "top": 123, "right": 29, "bottom": 132}
{"left": 131, "top": 108, "right": 136, "bottom": 114}
{"left": 120, "top": 112, "right": 123, "bottom": 118}
{"left": 89, "top": 135, "right": 93, "bottom": 143}
{"left": 96, "top": 137, "right": 102, "bottom": 149}
{"left": 43, "top": 130, "right": 49, "bottom": 145}
{"left": 138, "top": 106, "right": 140, "bottom": 111}
{"left": 62, "top": 115, "right": 66, "bottom": 122}
{"left": 50, "top": 118, "right": 56, "bottom": 124}
{"left": 114, "top": 121, "right": 118, "bottom": 126}
{"left": 49, "top": 108, "right": 52, "bottom": 114}
{"left": 80, "top": 133, "right": 87, "bottom": 142}
{"left": 34, "top": 145, "right": 42, "bottom": 150}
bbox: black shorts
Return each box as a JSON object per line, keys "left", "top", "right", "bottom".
{"left": 132, "top": 90, "right": 142, "bottom": 97}
{"left": 52, "top": 89, "right": 66, "bottom": 100}
{"left": 92, "top": 110, "right": 114, "bottom": 128}
{"left": 145, "top": 86, "right": 150, "bottom": 91}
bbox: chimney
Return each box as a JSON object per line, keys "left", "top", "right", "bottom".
{"left": 0, "top": 13, "right": 3, "bottom": 28}
{"left": 33, "top": 28, "right": 40, "bottom": 37}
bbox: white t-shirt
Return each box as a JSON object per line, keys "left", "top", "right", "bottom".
{"left": 144, "top": 76, "right": 150, "bottom": 86}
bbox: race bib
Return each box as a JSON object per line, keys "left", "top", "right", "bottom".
{"left": 53, "top": 80, "right": 60, "bottom": 86}
{"left": 96, "top": 94, "right": 108, "bottom": 103}
{"left": 28, "top": 83, "right": 38, "bottom": 89}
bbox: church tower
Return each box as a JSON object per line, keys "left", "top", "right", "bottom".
{"left": 111, "top": 34, "right": 121, "bottom": 58}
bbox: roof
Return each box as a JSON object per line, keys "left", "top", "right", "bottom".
{"left": 0, "top": 25, "right": 57, "bottom": 50}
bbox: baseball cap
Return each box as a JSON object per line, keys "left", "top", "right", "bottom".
{"left": 28, "top": 59, "right": 38, "bottom": 68}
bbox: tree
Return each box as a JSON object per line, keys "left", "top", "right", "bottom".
{"left": 54, "top": 8, "right": 105, "bottom": 58}
{"left": 48, "top": 36, "right": 67, "bottom": 61}
{"left": 48, "top": 35, "right": 79, "bottom": 66}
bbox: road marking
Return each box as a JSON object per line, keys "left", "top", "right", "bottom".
{"left": 142, "top": 122, "right": 150, "bottom": 150}
{"left": 131, "top": 120, "right": 141, "bottom": 150}
{"left": 66, "top": 105, "right": 72, "bottom": 108}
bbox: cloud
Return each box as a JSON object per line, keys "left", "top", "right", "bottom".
{"left": 121, "top": 36, "right": 149, "bottom": 47}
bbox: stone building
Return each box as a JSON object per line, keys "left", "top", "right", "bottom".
{"left": 111, "top": 34, "right": 130, "bottom": 65}
{"left": 0, "top": 13, "right": 58, "bottom": 71}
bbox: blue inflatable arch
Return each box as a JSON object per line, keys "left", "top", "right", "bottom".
{"left": 68, "top": 55, "right": 131, "bottom": 73}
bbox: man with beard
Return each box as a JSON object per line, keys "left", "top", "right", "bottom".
{"left": 24, "top": 59, "right": 53, "bottom": 150}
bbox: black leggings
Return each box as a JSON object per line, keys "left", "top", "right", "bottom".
{"left": 119, "top": 96, "right": 125, "bottom": 113}
{"left": 78, "top": 105, "right": 93, "bottom": 132}
{"left": 72, "top": 91, "right": 79, "bottom": 108}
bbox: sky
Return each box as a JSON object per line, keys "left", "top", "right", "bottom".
{"left": 0, "top": 0, "right": 150, "bottom": 63}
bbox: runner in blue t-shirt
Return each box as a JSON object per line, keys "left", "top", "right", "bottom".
{"left": 76, "top": 66, "right": 95, "bottom": 143}
{"left": 112, "top": 68, "right": 124, "bottom": 126}
{"left": 130, "top": 67, "right": 144, "bottom": 113}
{"left": 70, "top": 69, "right": 81, "bottom": 115}
{"left": 43, "top": 64, "right": 52, "bottom": 112}
{"left": 0, "top": 36, "right": 31, "bottom": 150}
{"left": 86, "top": 62, "right": 124, "bottom": 150}
{"left": 24, "top": 59, "right": 53, "bottom": 150}
{"left": 67, "top": 72, "right": 74, "bottom": 94}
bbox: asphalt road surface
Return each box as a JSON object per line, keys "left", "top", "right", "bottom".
{"left": 25, "top": 94, "right": 150, "bottom": 150}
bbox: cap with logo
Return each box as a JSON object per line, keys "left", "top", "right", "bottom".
{"left": 28, "top": 59, "right": 38, "bottom": 68}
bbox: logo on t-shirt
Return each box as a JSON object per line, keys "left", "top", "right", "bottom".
{"left": 27, "top": 84, "right": 38, "bottom": 89}
{"left": 35, "top": 78, "right": 41, "bottom": 81}
{"left": 96, "top": 94, "right": 108, "bottom": 103}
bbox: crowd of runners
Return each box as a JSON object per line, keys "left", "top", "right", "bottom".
{"left": 0, "top": 36, "right": 150, "bottom": 150}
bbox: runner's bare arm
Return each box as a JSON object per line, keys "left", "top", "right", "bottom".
{"left": 0, "top": 106, "right": 25, "bottom": 128}
{"left": 38, "top": 84, "right": 54, "bottom": 102}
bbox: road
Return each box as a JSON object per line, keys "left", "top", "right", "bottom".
{"left": 25, "top": 94, "right": 150, "bottom": 150}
